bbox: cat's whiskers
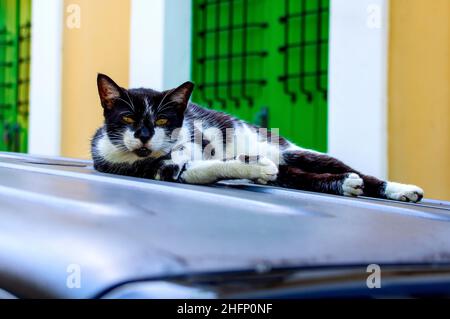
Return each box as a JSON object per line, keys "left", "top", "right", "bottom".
{"left": 124, "top": 90, "right": 137, "bottom": 112}
{"left": 157, "top": 101, "right": 178, "bottom": 114}
{"left": 116, "top": 97, "right": 135, "bottom": 111}
{"left": 156, "top": 88, "right": 176, "bottom": 113}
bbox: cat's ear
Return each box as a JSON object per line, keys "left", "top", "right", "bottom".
{"left": 164, "top": 81, "right": 195, "bottom": 113}
{"left": 97, "top": 73, "right": 123, "bottom": 109}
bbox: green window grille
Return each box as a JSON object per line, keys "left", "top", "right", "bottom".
{"left": 0, "top": 0, "right": 31, "bottom": 153}
{"left": 192, "top": 0, "right": 329, "bottom": 152}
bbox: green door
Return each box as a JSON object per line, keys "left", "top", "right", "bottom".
{"left": 192, "top": 0, "right": 329, "bottom": 152}
{"left": 0, "top": 0, "right": 31, "bottom": 153}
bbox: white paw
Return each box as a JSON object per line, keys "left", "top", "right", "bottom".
{"left": 237, "top": 155, "right": 278, "bottom": 184}
{"left": 342, "top": 173, "right": 364, "bottom": 197}
{"left": 385, "top": 182, "right": 424, "bottom": 203}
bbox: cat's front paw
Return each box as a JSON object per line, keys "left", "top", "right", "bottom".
{"left": 237, "top": 155, "right": 278, "bottom": 185}
{"left": 385, "top": 182, "right": 424, "bottom": 203}
{"left": 155, "top": 161, "right": 181, "bottom": 182}
{"left": 342, "top": 173, "right": 364, "bottom": 197}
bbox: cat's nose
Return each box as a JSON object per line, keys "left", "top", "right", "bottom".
{"left": 134, "top": 127, "right": 152, "bottom": 144}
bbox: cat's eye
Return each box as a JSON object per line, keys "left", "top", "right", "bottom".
{"left": 122, "top": 116, "right": 135, "bottom": 124}
{"left": 155, "top": 118, "right": 169, "bottom": 126}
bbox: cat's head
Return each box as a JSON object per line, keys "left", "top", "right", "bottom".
{"left": 97, "top": 73, "right": 194, "bottom": 159}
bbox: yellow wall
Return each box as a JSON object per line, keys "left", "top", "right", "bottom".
{"left": 389, "top": 0, "right": 450, "bottom": 200}
{"left": 61, "top": 0, "right": 130, "bottom": 158}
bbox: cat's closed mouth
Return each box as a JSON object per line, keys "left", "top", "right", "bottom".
{"left": 134, "top": 147, "right": 151, "bottom": 158}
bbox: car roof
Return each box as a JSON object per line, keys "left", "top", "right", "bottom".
{"left": 0, "top": 152, "right": 449, "bottom": 298}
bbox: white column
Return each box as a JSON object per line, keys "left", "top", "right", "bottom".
{"left": 28, "top": 0, "right": 63, "bottom": 156}
{"left": 162, "top": 0, "right": 192, "bottom": 89}
{"left": 129, "top": 0, "right": 165, "bottom": 90}
{"left": 328, "top": 0, "right": 389, "bottom": 179}
{"left": 129, "top": 0, "right": 192, "bottom": 91}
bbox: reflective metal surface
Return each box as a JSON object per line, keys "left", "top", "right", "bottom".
{"left": 0, "top": 152, "right": 449, "bottom": 298}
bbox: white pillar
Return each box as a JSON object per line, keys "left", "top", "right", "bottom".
{"left": 162, "top": 0, "right": 192, "bottom": 89}
{"left": 328, "top": 0, "right": 389, "bottom": 178}
{"left": 129, "top": 0, "right": 192, "bottom": 91}
{"left": 129, "top": 0, "right": 165, "bottom": 90}
{"left": 28, "top": 0, "right": 63, "bottom": 156}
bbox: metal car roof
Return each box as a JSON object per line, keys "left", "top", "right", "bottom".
{"left": 0, "top": 152, "right": 449, "bottom": 298}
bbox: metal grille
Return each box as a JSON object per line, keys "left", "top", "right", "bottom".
{"left": 279, "top": 0, "right": 329, "bottom": 103}
{"left": 192, "top": 0, "right": 330, "bottom": 152}
{"left": 0, "top": 0, "right": 31, "bottom": 153}
{"left": 195, "top": 0, "right": 268, "bottom": 109}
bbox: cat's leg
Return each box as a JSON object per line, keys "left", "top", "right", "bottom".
{"left": 282, "top": 150, "right": 355, "bottom": 174}
{"left": 277, "top": 166, "right": 364, "bottom": 197}
{"left": 282, "top": 150, "right": 424, "bottom": 202}
{"left": 178, "top": 155, "right": 278, "bottom": 185}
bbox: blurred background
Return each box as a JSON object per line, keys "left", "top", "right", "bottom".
{"left": 0, "top": 0, "right": 448, "bottom": 200}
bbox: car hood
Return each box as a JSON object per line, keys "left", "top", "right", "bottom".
{"left": 0, "top": 152, "right": 449, "bottom": 298}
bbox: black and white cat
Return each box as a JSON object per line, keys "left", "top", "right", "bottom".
{"left": 91, "top": 74, "right": 424, "bottom": 202}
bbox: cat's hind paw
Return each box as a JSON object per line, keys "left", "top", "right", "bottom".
{"left": 342, "top": 173, "right": 364, "bottom": 197}
{"left": 385, "top": 182, "right": 424, "bottom": 203}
